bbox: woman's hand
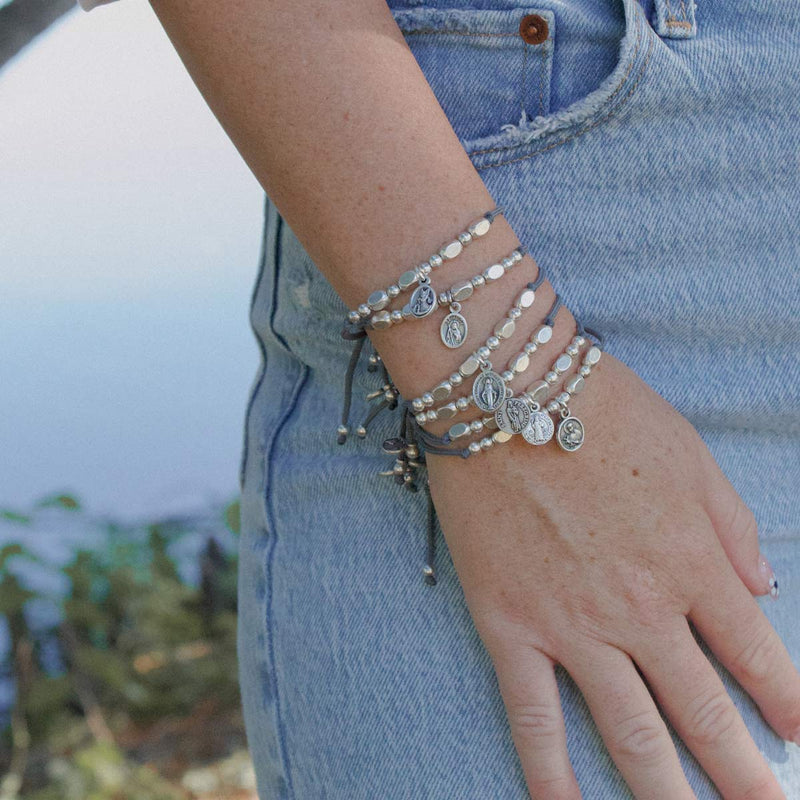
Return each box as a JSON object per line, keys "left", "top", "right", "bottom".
{"left": 425, "top": 344, "right": 800, "bottom": 799}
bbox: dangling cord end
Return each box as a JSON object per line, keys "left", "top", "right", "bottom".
{"left": 338, "top": 334, "right": 366, "bottom": 444}
{"left": 422, "top": 477, "right": 437, "bottom": 586}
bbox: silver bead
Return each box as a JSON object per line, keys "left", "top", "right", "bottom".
{"left": 415, "top": 412, "right": 427, "bottom": 425}
{"left": 579, "top": 365, "right": 592, "bottom": 377}
{"left": 529, "top": 380, "right": 549, "bottom": 403}
{"left": 437, "top": 403, "right": 457, "bottom": 420}
{"left": 509, "top": 307, "right": 522, "bottom": 320}
{"left": 367, "top": 289, "right": 389, "bottom": 311}
{"left": 566, "top": 344, "right": 579, "bottom": 356}
{"left": 501, "top": 369, "right": 514, "bottom": 383}
{"left": 556, "top": 392, "right": 570, "bottom": 404}
{"left": 554, "top": 354, "right": 572, "bottom": 373}
{"left": 390, "top": 309, "right": 404, "bottom": 324}
{"left": 513, "top": 249, "right": 524, "bottom": 262}
{"left": 449, "top": 422, "right": 470, "bottom": 439}
{"left": 449, "top": 372, "right": 463, "bottom": 387}
{"left": 438, "top": 291, "right": 450, "bottom": 306}
{"left": 371, "top": 310, "right": 392, "bottom": 330}
{"left": 459, "top": 354, "right": 480, "bottom": 377}
{"left": 547, "top": 400, "right": 560, "bottom": 413}
{"left": 441, "top": 240, "right": 463, "bottom": 260}
{"left": 421, "top": 392, "right": 434, "bottom": 407}
{"left": 426, "top": 410, "right": 438, "bottom": 421}
{"left": 501, "top": 257, "right": 514, "bottom": 270}
{"left": 348, "top": 310, "right": 361, "bottom": 324}
{"left": 483, "top": 263, "right": 505, "bottom": 281}
{"left": 412, "top": 398, "right": 424, "bottom": 412}
{"left": 574, "top": 335, "right": 586, "bottom": 346}
{"left": 565, "top": 375, "right": 585, "bottom": 394}
{"left": 358, "top": 303, "right": 371, "bottom": 318}
{"left": 387, "top": 284, "right": 400, "bottom": 298}
{"left": 495, "top": 319, "right": 515, "bottom": 339}
{"left": 480, "top": 437, "right": 493, "bottom": 450}
{"left": 468, "top": 217, "right": 491, "bottom": 237}
{"left": 456, "top": 397, "right": 470, "bottom": 411}
{"left": 471, "top": 275, "right": 485, "bottom": 288}
{"left": 518, "top": 288, "right": 536, "bottom": 308}
{"left": 470, "top": 419, "right": 483, "bottom": 433}
{"left": 450, "top": 280, "right": 474, "bottom": 302}
{"left": 429, "top": 253, "right": 443, "bottom": 269}
{"left": 432, "top": 381, "right": 452, "bottom": 402}
{"left": 584, "top": 346, "right": 602, "bottom": 365}
{"left": 523, "top": 342, "right": 538, "bottom": 355}
{"left": 419, "top": 261, "right": 432, "bottom": 276}
{"left": 535, "top": 325, "right": 553, "bottom": 344}
{"left": 356, "top": 426, "right": 367, "bottom": 438}
{"left": 457, "top": 231, "right": 472, "bottom": 246}
{"left": 544, "top": 370, "right": 559, "bottom": 384}
{"left": 477, "top": 345, "right": 491, "bottom": 360}
{"left": 337, "top": 424, "right": 348, "bottom": 436}
{"left": 492, "top": 430, "right": 512, "bottom": 444}
{"left": 468, "top": 441, "right": 481, "bottom": 454}
{"left": 398, "top": 270, "right": 418, "bottom": 290}
{"left": 510, "top": 353, "right": 530, "bottom": 374}
{"left": 487, "top": 336, "right": 500, "bottom": 350}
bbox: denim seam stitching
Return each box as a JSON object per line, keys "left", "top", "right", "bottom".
{"left": 238, "top": 194, "right": 272, "bottom": 492}
{"left": 469, "top": 5, "right": 645, "bottom": 159}
{"left": 475, "top": 17, "right": 654, "bottom": 171}
{"left": 262, "top": 363, "right": 308, "bottom": 800}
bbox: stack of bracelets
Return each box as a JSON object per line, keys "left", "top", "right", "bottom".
{"left": 338, "top": 205, "right": 605, "bottom": 586}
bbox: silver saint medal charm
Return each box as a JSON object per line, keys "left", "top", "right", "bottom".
{"left": 472, "top": 368, "right": 506, "bottom": 413}
{"left": 440, "top": 302, "right": 468, "bottom": 348}
{"left": 556, "top": 415, "right": 585, "bottom": 452}
{"left": 522, "top": 410, "right": 554, "bottom": 445}
{"left": 495, "top": 397, "right": 532, "bottom": 435}
{"left": 407, "top": 278, "right": 438, "bottom": 319}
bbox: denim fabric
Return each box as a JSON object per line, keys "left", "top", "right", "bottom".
{"left": 236, "top": 1, "right": 800, "bottom": 796}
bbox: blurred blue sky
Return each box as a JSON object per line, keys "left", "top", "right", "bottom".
{"left": 1, "top": 1, "right": 265, "bottom": 520}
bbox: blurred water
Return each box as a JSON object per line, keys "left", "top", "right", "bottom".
{"left": 0, "top": 1, "right": 264, "bottom": 522}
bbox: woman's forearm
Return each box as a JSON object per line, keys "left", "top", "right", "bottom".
{"left": 146, "top": 0, "right": 569, "bottom": 401}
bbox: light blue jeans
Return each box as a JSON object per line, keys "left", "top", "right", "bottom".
{"left": 237, "top": 1, "right": 800, "bottom": 796}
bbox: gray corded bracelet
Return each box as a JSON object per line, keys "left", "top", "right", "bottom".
{"left": 335, "top": 205, "right": 605, "bottom": 586}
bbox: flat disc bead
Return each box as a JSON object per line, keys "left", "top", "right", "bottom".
{"left": 398, "top": 270, "right": 418, "bottom": 290}
{"left": 441, "top": 240, "right": 463, "bottom": 260}
{"left": 448, "top": 422, "right": 470, "bottom": 439}
{"left": 492, "top": 431, "right": 513, "bottom": 444}
{"left": 432, "top": 382, "right": 452, "bottom": 402}
{"left": 584, "top": 346, "right": 602, "bottom": 365}
{"left": 510, "top": 353, "right": 530, "bottom": 374}
{"left": 436, "top": 403, "right": 457, "bottom": 419}
{"left": 554, "top": 354, "right": 572, "bottom": 373}
{"left": 484, "top": 263, "right": 505, "bottom": 281}
{"left": 518, "top": 288, "right": 536, "bottom": 308}
{"left": 450, "top": 281, "right": 474, "bottom": 302}
{"left": 367, "top": 290, "right": 389, "bottom": 311}
{"left": 565, "top": 375, "right": 585, "bottom": 394}
{"left": 494, "top": 319, "right": 515, "bottom": 339}
{"left": 535, "top": 326, "right": 553, "bottom": 344}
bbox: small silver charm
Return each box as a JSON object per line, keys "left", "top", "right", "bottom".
{"left": 556, "top": 415, "right": 584, "bottom": 452}
{"left": 440, "top": 302, "right": 468, "bottom": 348}
{"left": 408, "top": 277, "right": 438, "bottom": 319}
{"left": 522, "top": 411, "right": 554, "bottom": 445}
{"left": 495, "top": 397, "right": 531, "bottom": 435}
{"left": 472, "top": 368, "right": 506, "bottom": 413}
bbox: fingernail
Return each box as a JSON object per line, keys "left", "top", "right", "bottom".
{"left": 759, "top": 554, "right": 779, "bottom": 600}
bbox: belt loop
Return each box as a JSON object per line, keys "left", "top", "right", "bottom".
{"left": 652, "top": 0, "right": 697, "bottom": 39}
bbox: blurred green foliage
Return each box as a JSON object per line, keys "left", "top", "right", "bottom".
{"left": 0, "top": 494, "right": 255, "bottom": 800}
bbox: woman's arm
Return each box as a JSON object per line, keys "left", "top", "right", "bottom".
{"left": 146, "top": 3, "right": 800, "bottom": 797}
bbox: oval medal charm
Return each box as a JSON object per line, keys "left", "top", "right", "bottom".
{"left": 472, "top": 369, "right": 506, "bottom": 413}
{"left": 440, "top": 312, "right": 468, "bottom": 348}
{"left": 495, "top": 397, "right": 532, "bottom": 435}
{"left": 408, "top": 280, "right": 438, "bottom": 319}
{"left": 556, "top": 416, "right": 584, "bottom": 452}
{"left": 522, "top": 411, "right": 554, "bottom": 445}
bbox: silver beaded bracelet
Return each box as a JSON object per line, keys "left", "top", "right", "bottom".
{"left": 345, "top": 206, "right": 505, "bottom": 329}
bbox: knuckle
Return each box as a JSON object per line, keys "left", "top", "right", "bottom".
{"left": 732, "top": 623, "right": 781, "bottom": 685}
{"left": 507, "top": 701, "right": 563, "bottom": 745}
{"left": 612, "top": 708, "right": 668, "bottom": 764}
{"left": 685, "top": 687, "right": 738, "bottom": 747}
{"left": 727, "top": 499, "right": 759, "bottom": 547}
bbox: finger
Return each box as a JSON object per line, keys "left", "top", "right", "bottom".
{"left": 703, "top": 463, "right": 778, "bottom": 599}
{"left": 491, "top": 640, "right": 582, "bottom": 799}
{"left": 564, "top": 642, "right": 695, "bottom": 799}
{"left": 632, "top": 615, "right": 785, "bottom": 799}
{"left": 689, "top": 552, "right": 800, "bottom": 747}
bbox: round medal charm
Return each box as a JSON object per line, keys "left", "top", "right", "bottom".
{"left": 440, "top": 312, "right": 468, "bottom": 348}
{"left": 495, "top": 397, "right": 531, "bottom": 434}
{"left": 556, "top": 416, "right": 584, "bottom": 452}
{"left": 522, "top": 411, "right": 554, "bottom": 445}
{"left": 472, "top": 369, "right": 506, "bottom": 413}
{"left": 408, "top": 280, "right": 438, "bottom": 318}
